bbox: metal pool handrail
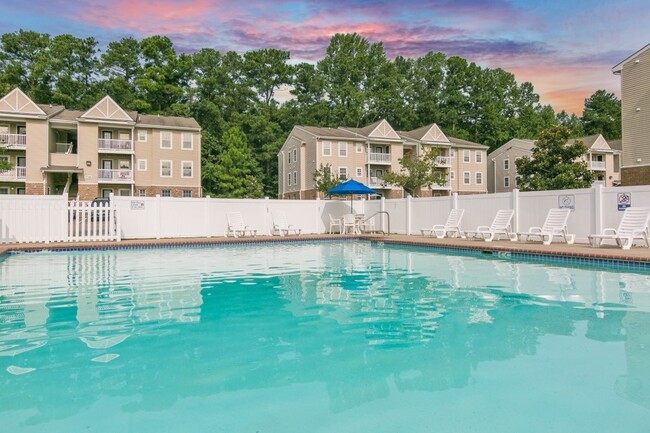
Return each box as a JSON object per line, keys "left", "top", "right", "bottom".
{"left": 363, "top": 211, "right": 390, "bottom": 235}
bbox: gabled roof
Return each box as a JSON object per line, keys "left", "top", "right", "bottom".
{"left": 612, "top": 43, "right": 650, "bottom": 73}
{"left": 0, "top": 88, "right": 47, "bottom": 116}
{"left": 488, "top": 138, "right": 536, "bottom": 159}
{"left": 574, "top": 134, "right": 610, "bottom": 150}
{"left": 400, "top": 123, "right": 450, "bottom": 144}
{"left": 295, "top": 125, "right": 364, "bottom": 140}
{"left": 80, "top": 95, "right": 135, "bottom": 122}
{"left": 342, "top": 119, "right": 401, "bottom": 140}
{"left": 608, "top": 139, "right": 622, "bottom": 151}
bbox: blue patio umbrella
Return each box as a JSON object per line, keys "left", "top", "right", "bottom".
{"left": 327, "top": 179, "right": 377, "bottom": 211}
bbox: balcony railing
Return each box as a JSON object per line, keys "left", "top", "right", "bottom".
{"left": 589, "top": 161, "right": 606, "bottom": 170}
{"left": 98, "top": 169, "right": 133, "bottom": 182}
{"left": 0, "top": 166, "right": 26, "bottom": 180}
{"left": 435, "top": 156, "right": 451, "bottom": 167}
{"left": 430, "top": 181, "right": 451, "bottom": 190}
{"left": 98, "top": 138, "right": 133, "bottom": 152}
{"left": 368, "top": 177, "right": 391, "bottom": 188}
{"left": 368, "top": 153, "right": 391, "bottom": 164}
{"left": 56, "top": 142, "right": 74, "bottom": 154}
{"left": 0, "top": 133, "right": 27, "bottom": 149}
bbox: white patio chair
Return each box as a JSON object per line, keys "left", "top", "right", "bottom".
{"left": 225, "top": 212, "right": 257, "bottom": 238}
{"left": 515, "top": 208, "right": 574, "bottom": 245}
{"left": 342, "top": 214, "right": 357, "bottom": 234}
{"left": 465, "top": 209, "right": 515, "bottom": 242}
{"left": 421, "top": 209, "right": 465, "bottom": 239}
{"left": 271, "top": 211, "right": 301, "bottom": 236}
{"left": 588, "top": 207, "right": 650, "bottom": 250}
{"left": 329, "top": 215, "right": 342, "bottom": 234}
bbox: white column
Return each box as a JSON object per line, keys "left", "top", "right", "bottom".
{"left": 406, "top": 194, "right": 412, "bottom": 235}
{"left": 593, "top": 184, "right": 603, "bottom": 236}
{"left": 512, "top": 188, "right": 520, "bottom": 233}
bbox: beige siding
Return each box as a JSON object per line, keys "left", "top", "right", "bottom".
{"left": 620, "top": 48, "right": 650, "bottom": 167}
{"left": 138, "top": 129, "right": 200, "bottom": 188}
{"left": 25, "top": 119, "right": 48, "bottom": 182}
{"left": 453, "top": 147, "right": 487, "bottom": 194}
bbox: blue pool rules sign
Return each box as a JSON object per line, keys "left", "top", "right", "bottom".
{"left": 617, "top": 193, "right": 631, "bottom": 211}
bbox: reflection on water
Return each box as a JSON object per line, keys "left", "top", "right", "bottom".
{"left": 1, "top": 242, "right": 649, "bottom": 432}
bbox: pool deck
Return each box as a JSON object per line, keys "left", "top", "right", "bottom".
{"left": 1, "top": 234, "right": 649, "bottom": 263}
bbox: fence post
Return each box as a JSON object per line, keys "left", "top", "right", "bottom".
{"left": 316, "top": 197, "right": 321, "bottom": 234}
{"left": 512, "top": 188, "right": 520, "bottom": 232}
{"left": 452, "top": 192, "right": 458, "bottom": 210}
{"left": 155, "top": 194, "right": 161, "bottom": 239}
{"left": 380, "top": 196, "right": 386, "bottom": 233}
{"left": 265, "top": 197, "right": 271, "bottom": 236}
{"left": 593, "top": 184, "right": 603, "bottom": 236}
{"left": 406, "top": 195, "right": 412, "bottom": 235}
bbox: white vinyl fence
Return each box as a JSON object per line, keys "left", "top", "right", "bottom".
{"left": 1, "top": 184, "right": 649, "bottom": 244}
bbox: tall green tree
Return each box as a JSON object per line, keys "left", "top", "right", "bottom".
{"left": 382, "top": 148, "right": 446, "bottom": 197}
{"left": 313, "top": 164, "right": 342, "bottom": 194}
{"left": 49, "top": 34, "right": 100, "bottom": 109}
{"left": 581, "top": 90, "right": 621, "bottom": 140}
{"left": 209, "top": 127, "right": 263, "bottom": 198}
{"left": 0, "top": 30, "right": 52, "bottom": 101}
{"left": 515, "top": 125, "right": 593, "bottom": 191}
{"left": 243, "top": 48, "right": 292, "bottom": 107}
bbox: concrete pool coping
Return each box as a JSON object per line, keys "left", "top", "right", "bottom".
{"left": 1, "top": 234, "right": 649, "bottom": 264}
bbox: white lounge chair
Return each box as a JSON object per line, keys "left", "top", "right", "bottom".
{"left": 225, "top": 212, "right": 257, "bottom": 238}
{"left": 588, "top": 207, "right": 650, "bottom": 250}
{"left": 329, "top": 215, "right": 342, "bottom": 234}
{"left": 271, "top": 211, "right": 301, "bottom": 236}
{"left": 421, "top": 209, "right": 465, "bottom": 239}
{"left": 465, "top": 209, "right": 515, "bottom": 242}
{"left": 516, "top": 208, "right": 575, "bottom": 245}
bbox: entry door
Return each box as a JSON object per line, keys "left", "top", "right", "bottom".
{"left": 102, "top": 131, "right": 113, "bottom": 140}
{"left": 16, "top": 156, "right": 26, "bottom": 167}
{"left": 102, "top": 160, "right": 113, "bottom": 170}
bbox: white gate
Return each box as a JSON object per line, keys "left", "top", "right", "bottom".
{"left": 68, "top": 200, "right": 120, "bottom": 242}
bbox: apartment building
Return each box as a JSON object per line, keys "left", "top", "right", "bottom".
{"left": 612, "top": 43, "right": 650, "bottom": 185}
{"left": 0, "top": 88, "right": 201, "bottom": 199}
{"left": 487, "top": 134, "right": 620, "bottom": 193}
{"left": 277, "top": 119, "right": 488, "bottom": 199}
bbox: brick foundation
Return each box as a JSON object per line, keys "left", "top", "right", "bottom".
{"left": 25, "top": 182, "right": 44, "bottom": 195}
{"left": 139, "top": 186, "right": 201, "bottom": 198}
{"left": 621, "top": 166, "right": 650, "bottom": 186}
{"left": 77, "top": 184, "right": 98, "bottom": 201}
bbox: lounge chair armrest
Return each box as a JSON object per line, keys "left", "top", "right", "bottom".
{"left": 601, "top": 228, "right": 617, "bottom": 235}
{"left": 527, "top": 226, "right": 542, "bottom": 233}
{"left": 475, "top": 226, "right": 490, "bottom": 232}
{"left": 431, "top": 224, "right": 445, "bottom": 230}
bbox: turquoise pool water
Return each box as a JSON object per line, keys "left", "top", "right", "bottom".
{"left": 1, "top": 241, "right": 649, "bottom": 432}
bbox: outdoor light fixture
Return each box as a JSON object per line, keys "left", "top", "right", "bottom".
{"left": 86, "top": 161, "right": 92, "bottom": 167}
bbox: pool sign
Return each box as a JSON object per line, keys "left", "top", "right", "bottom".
{"left": 617, "top": 192, "right": 631, "bottom": 211}
{"left": 558, "top": 194, "right": 575, "bottom": 211}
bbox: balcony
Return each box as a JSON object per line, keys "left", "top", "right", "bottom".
{"left": 0, "top": 133, "right": 26, "bottom": 150}
{"left": 589, "top": 161, "right": 606, "bottom": 171}
{"left": 98, "top": 169, "right": 133, "bottom": 183}
{"left": 98, "top": 138, "right": 133, "bottom": 153}
{"left": 368, "top": 177, "right": 391, "bottom": 189}
{"left": 56, "top": 142, "right": 75, "bottom": 154}
{"left": 368, "top": 153, "right": 391, "bottom": 164}
{"left": 0, "top": 167, "right": 26, "bottom": 181}
{"left": 430, "top": 181, "right": 451, "bottom": 190}
{"left": 435, "top": 156, "right": 452, "bottom": 167}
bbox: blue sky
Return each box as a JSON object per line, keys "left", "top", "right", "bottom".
{"left": 0, "top": 0, "right": 647, "bottom": 114}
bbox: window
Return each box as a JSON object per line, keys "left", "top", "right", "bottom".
{"left": 182, "top": 132, "right": 193, "bottom": 150}
{"left": 139, "top": 189, "right": 146, "bottom": 197}
{"left": 504, "top": 176, "right": 510, "bottom": 188}
{"left": 137, "top": 159, "right": 147, "bottom": 171}
{"left": 16, "top": 187, "right": 25, "bottom": 195}
{"left": 288, "top": 151, "right": 292, "bottom": 164}
{"left": 450, "top": 149, "right": 455, "bottom": 157}
{"left": 293, "top": 149, "right": 297, "bottom": 162}
{"left": 160, "top": 160, "right": 172, "bottom": 177}
{"left": 101, "top": 130, "right": 113, "bottom": 140}
{"left": 356, "top": 143, "right": 363, "bottom": 153}
{"left": 293, "top": 171, "right": 297, "bottom": 185}
{"left": 475, "top": 151, "right": 482, "bottom": 163}
{"left": 450, "top": 171, "right": 455, "bottom": 181}
{"left": 504, "top": 159, "right": 510, "bottom": 170}
{"left": 118, "top": 160, "right": 130, "bottom": 169}
{"left": 161, "top": 190, "right": 171, "bottom": 197}
{"left": 16, "top": 125, "right": 26, "bottom": 135}
{"left": 119, "top": 189, "right": 130, "bottom": 197}
{"left": 339, "top": 141, "right": 348, "bottom": 157}
{"left": 463, "top": 171, "right": 470, "bottom": 185}
{"left": 137, "top": 130, "right": 147, "bottom": 142}
{"left": 322, "top": 141, "right": 331, "bottom": 156}
{"left": 183, "top": 190, "right": 192, "bottom": 198}
{"left": 476, "top": 172, "right": 483, "bottom": 185}
{"left": 0, "top": 187, "right": 8, "bottom": 194}
{"left": 182, "top": 161, "right": 193, "bottom": 178}
{"left": 160, "top": 131, "right": 172, "bottom": 149}
{"left": 287, "top": 173, "right": 291, "bottom": 186}
{"left": 356, "top": 167, "right": 363, "bottom": 177}
{"left": 463, "top": 150, "right": 470, "bottom": 163}
{"left": 339, "top": 167, "right": 348, "bottom": 180}
{"left": 101, "top": 188, "right": 113, "bottom": 197}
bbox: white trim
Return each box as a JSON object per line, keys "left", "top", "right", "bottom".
{"left": 322, "top": 140, "right": 332, "bottom": 157}
{"left": 137, "top": 129, "right": 148, "bottom": 142}
{"left": 356, "top": 143, "right": 363, "bottom": 153}
{"left": 293, "top": 148, "right": 297, "bottom": 163}
{"left": 160, "top": 160, "right": 172, "bottom": 177}
{"left": 0, "top": 187, "right": 9, "bottom": 194}
{"left": 463, "top": 150, "right": 470, "bottom": 163}
{"left": 339, "top": 166, "right": 348, "bottom": 180}
{"left": 504, "top": 176, "right": 510, "bottom": 188}
{"left": 118, "top": 188, "right": 130, "bottom": 196}
{"left": 81, "top": 95, "right": 132, "bottom": 121}
{"left": 612, "top": 42, "right": 650, "bottom": 73}
{"left": 463, "top": 171, "right": 470, "bottom": 185}
{"left": 181, "top": 132, "right": 193, "bottom": 150}
{"left": 160, "top": 130, "right": 172, "bottom": 149}
{"left": 181, "top": 160, "right": 193, "bottom": 178}
{"left": 293, "top": 171, "right": 297, "bottom": 186}
{"left": 0, "top": 88, "right": 47, "bottom": 116}
{"left": 475, "top": 171, "right": 483, "bottom": 185}
{"left": 356, "top": 167, "right": 363, "bottom": 177}
{"left": 338, "top": 141, "right": 348, "bottom": 157}
{"left": 288, "top": 151, "right": 292, "bottom": 164}
{"left": 138, "top": 189, "right": 146, "bottom": 197}
{"left": 504, "top": 159, "right": 510, "bottom": 170}
{"left": 161, "top": 189, "right": 172, "bottom": 197}
{"left": 450, "top": 170, "right": 455, "bottom": 181}
{"left": 137, "top": 159, "right": 148, "bottom": 171}
{"left": 475, "top": 150, "right": 482, "bottom": 163}
{"left": 287, "top": 172, "right": 291, "bottom": 186}
{"left": 182, "top": 189, "right": 192, "bottom": 198}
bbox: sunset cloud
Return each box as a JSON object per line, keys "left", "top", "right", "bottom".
{"left": 0, "top": 0, "right": 645, "bottom": 114}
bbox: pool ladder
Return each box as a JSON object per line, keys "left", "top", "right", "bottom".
{"left": 361, "top": 211, "right": 390, "bottom": 235}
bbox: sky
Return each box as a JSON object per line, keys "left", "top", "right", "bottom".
{"left": 0, "top": 0, "right": 648, "bottom": 115}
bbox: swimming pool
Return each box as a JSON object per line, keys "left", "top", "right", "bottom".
{"left": 1, "top": 241, "right": 649, "bottom": 432}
